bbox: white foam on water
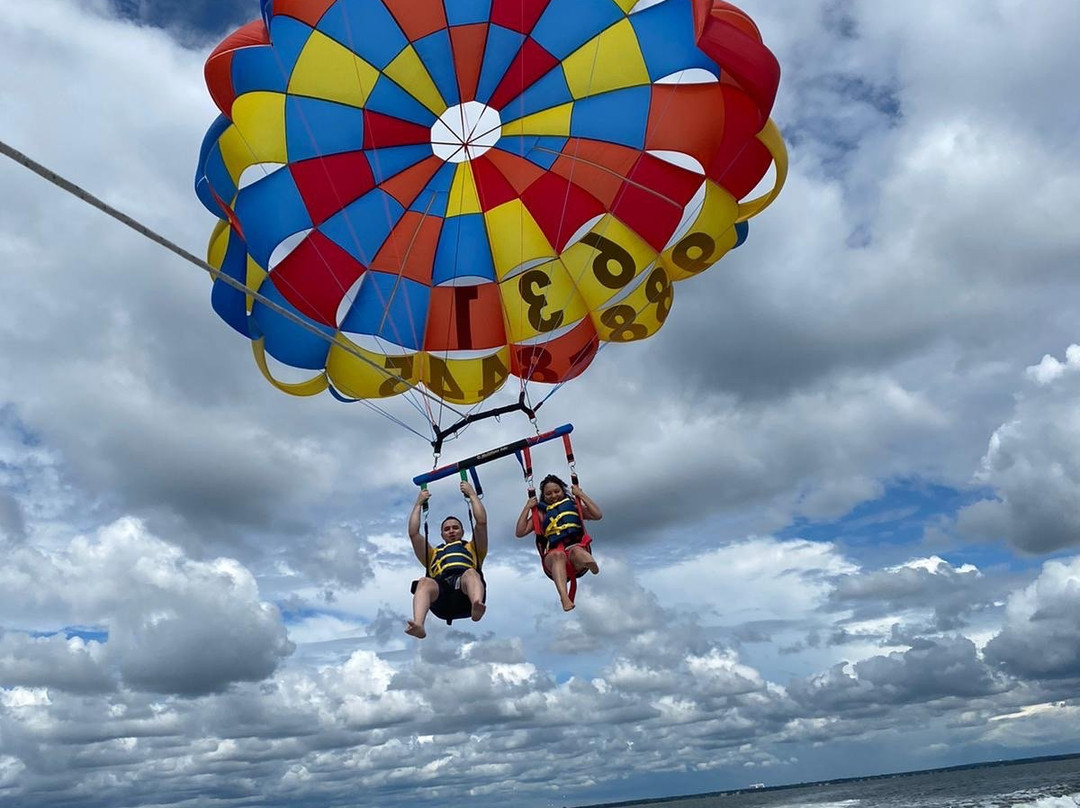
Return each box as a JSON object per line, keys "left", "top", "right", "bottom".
{"left": 1006, "top": 794, "right": 1080, "bottom": 808}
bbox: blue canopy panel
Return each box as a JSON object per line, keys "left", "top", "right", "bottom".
{"left": 234, "top": 167, "right": 313, "bottom": 268}
{"left": 230, "top": 15, "right": 314, "bottom": 98}
{"left": 285, "top": 96, "right": 367, "bottom": 162}
{"left": 315, "top": 0, "right": 409, "bottom": 70}
{"left": 502, "top": 67, "right": 572, "bottom": 122}
{"left": 445, "top": 0, "right": 493, "bottom": 27}
{"left": 474, "top": 25, "right": 525, "bottom": 106}
{"left": 269, "top": 14, "right": 315, "bottom": 68}
{"left": 319, "top": 189, "right": 404, "bottom": 266}
{"left": 433, "top": 213, "right": 496, "bottom": 285}
{"left": 365, "top": 75, "right": 439, "bottom": 128}
{"left": 254, "top": 278, "right": 335, "bottom": 368}
{"left": 211, "top": 230, "right": 256, "bottom": 338}
{"left": 339, "top": 271, "right": 431, "bottom": 351}
{"left": 195, "top": 116, "right": 237, "bottom": 217}
{"left": 412, "top": 29, "right": 460, "bottom": 109}
{"left": 530, "top": 0, "right": 625, "bottom": 60}
{"left": 229, "top": 44, "right": 288, "bottom": 97}
{"left": 365, "top": 144, "right": 434, "bottom": 184}
{"left": 630, "top": 0, "right": 721, "bottom": 81}
{"left": 570, "top": 86, "right": 650, "bottom": 149}
{"left": 409, "top": 161, "right": 458, "bottom": 217}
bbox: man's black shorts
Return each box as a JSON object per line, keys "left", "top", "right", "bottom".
{"left": 411, "top": 570, "right": 486, "bottom": 622}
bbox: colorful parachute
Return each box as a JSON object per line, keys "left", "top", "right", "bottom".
{"left": 194, "top": 0, "right": 786, "bottom": 425}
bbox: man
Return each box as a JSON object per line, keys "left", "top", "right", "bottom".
{"left": 406, "top": 481, "right": 487, "bottom": 639}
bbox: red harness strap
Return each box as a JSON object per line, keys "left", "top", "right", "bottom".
{"left": 538, "top": 534, "right": 592, "bottom": 603}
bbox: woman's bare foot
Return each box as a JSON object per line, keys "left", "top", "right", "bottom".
{"left": 471, "top": 602, "right": 486, "bottom": 621}
{"left": 571, "top": 549, "right": 599, "bottom": 575}
{"left": 405, "top": 620, "right": 426, "bottom": 639}
{"left": 561, "top": 597, "right": 576, "bottom": 612}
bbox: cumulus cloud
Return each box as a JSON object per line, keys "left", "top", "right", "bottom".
{"left": 278, "top": 525, "right": 378, "bottom": 591}
{"left": 0, "top": 632, "right": 113, "bottom": 694}
{"left": 0, "top": 518, "right": 293, "bottom": 695}
{"left": 984, "top": 556, "right": 1080, "bottom": 679}
{"left": 0, "top": 489, "right": 26, "bottom": 543}
{"left": 828, "top": 555, "right": 993, "bottom": 632}
{"left": 789, "top": 636, "right": 1006, "bottom": 714}
{"left": 956, "top": 346, "right": 1080, "bottom": 553}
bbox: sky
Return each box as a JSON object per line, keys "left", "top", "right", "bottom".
{"left": 1, "top": 0, "right": 1080, "bottom": 806}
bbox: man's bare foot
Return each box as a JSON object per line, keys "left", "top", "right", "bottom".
{"left": 561, "top": 597, "right": 575, "bottom": 612}
{"left": 471, "top": 602, "right": 486, "bottom": 621}
{"left": 585, "top": 559, "right": 599, "bottom": 575}
{"left": 405, "top": 621, "right": 426, "bottom": 639}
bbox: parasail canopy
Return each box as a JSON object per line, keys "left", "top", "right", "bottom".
{"left": 195, "top": 0, "right": 787, "bottom": 446}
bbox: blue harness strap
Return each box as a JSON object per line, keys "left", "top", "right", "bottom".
{"left": 417, "top": 469, "right": 484, "bottom": 626}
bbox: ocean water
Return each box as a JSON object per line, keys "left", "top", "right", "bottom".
{"left": 607, "top": 756, "right": 1080, "bottom": 808}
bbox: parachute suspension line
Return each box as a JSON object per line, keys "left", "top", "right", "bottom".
{"left": 0, "top": 138, "right": 473, "bottom": 425}
{"left": 326, "top": 386, "right": 431, "bottom": 442}
{"left": 533, "top": 339, "right": 611, "bottom": 410}
{"left": 360, "top": 403, "right": 429, "bottom": 442}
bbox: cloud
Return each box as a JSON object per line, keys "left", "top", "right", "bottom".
{"left": 789, "top": 636, "right": 1006, "bottom": 714}
{"left": 0, "top": 489, "right": 26, "bottom": 543}
{"left": 984, "top": 556, "right": 1080, "bottom": 679}
{"left": 956, "top": 346, "right": 1080, "bottom": 553}
{"left": 0, "top": 632, "right": 113, "bottom": 694}
{"left": 278, "top": 525, "right": 378, "bottom": 590}
{"left": 827, "top": 555, "right": 993, "bottom": 632}
{"left": 0, "top": 518, "right": 293, "bottom": 695}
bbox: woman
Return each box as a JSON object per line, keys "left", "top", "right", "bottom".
{"left": 515, "top": 474, "right": 602, "bottom": 611}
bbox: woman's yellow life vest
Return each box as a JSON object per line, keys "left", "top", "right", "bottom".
{"left": 540, "top": 497, "right": 584, "bottom": 545}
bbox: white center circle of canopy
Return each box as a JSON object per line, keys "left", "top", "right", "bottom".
{"left": 429, "top": 101, "right": 502, "bottom": 163}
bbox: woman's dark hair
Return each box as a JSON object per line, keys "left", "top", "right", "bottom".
{"left": 539, "top": 474, "right": 568, "bottom": 496}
